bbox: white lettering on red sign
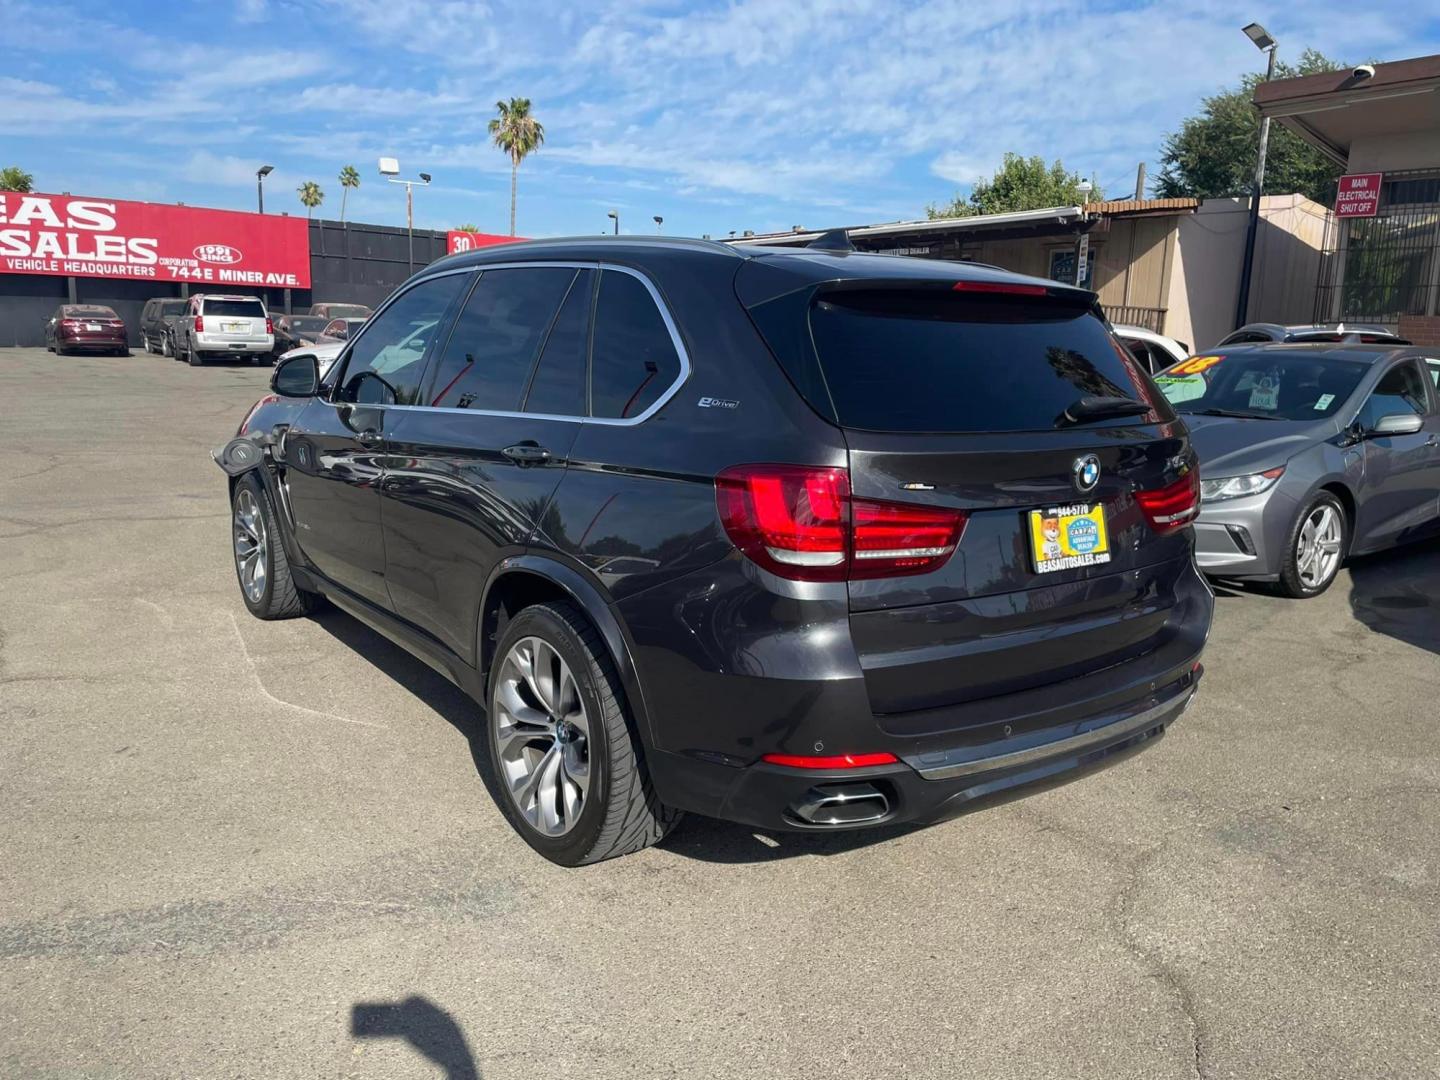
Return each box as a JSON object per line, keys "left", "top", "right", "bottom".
{"left": 0, "top": 192, "right": 310, "bottom": 285}
{"left": 1335, "top": 173, "right": 1383, "bottom": 219}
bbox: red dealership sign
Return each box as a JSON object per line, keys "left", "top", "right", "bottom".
{"left": 447, "top": 230, "right": 522, "bottom": 254}
{"left": 0, "top": 191, "right": 310, "bottom": 287}
{"left": 1334, "top": 173, "right": 1383, "bottom": 218}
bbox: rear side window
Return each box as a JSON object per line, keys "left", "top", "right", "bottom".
{"left": 590, "top": 270, "right": 681, "bottom": 419}
{"left": 203, "top": 299, "right": 265, "bottom": 317}
{"left": 807, "top": 289, "right": 1161, "bottom": 433}
{"left": 161, "top": 301, "right": 187, "bottom": 316}
{"left": 425, "top": 267, "right": 575, "bottom": 410}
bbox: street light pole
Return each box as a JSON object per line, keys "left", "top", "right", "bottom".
{"left": 653, "top": 215, "right": 663, "bottom": 234}
{"left": 379, "top": 159, "right": 430, "bottom": 274}
{"left": 607, "top": 210, "right": 619, "bottom": 235}
{"left": 256, "top": 165, "right": 273, "bottom": 214}
{"left": 1235, "top": 23, "right": 1278, "bottom": 330}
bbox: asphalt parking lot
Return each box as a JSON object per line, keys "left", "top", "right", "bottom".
{"left": 1, "top": 344, "right": 1437, "bottom": 1080}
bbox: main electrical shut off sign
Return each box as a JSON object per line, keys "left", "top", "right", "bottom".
{"left": 0, "top": 192, "right": 311, "bottom": 287}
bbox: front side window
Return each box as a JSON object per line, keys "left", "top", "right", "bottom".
{"left": 1356, "top": 360, "right": 1429, "bottom": 429}
{"left": 336, "top": 273, "right": 468, "bottom": 405}
{"left": 590, "top": 270, "right": 682, "bottom": 419}
{"left": 424, "top": 267, "right": 576, "bottom": 410}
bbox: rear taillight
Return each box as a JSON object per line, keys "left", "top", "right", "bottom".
{"left": 194, "top": 315, "right": 204, "bottom": 333}
{"left": 1136, "top": 469, "right": 1201, "bottom": 535}
{"left": 715, "top": 464, "right": 966, "bottom": 582}
{"left": 61, "top": 319, "right": 82, "bottom": 329}
{"left": 265, "top": 317, "right": 273, "bottom": 334}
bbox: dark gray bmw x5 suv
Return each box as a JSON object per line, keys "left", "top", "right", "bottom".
{"left": 216, "top": 236, "right": 1212, "bottom": 865}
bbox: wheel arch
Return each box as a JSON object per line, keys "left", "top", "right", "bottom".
{"left": 478, "top": 556, "right": 655, "bottom": 749}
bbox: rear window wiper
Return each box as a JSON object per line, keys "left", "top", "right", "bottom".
{"left": 1055, "top": 395, "right": 1152, "bottom": 427}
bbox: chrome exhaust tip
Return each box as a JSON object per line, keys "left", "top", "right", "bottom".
{"left": 790, "top": 781, "right": 891, "bottom": 826}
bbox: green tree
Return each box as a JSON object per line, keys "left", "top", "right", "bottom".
{"left": 927, "top": 154, "right": 1101, "bottom": 219}
{"left": 0, "top": 165, "right": 34, "bottom": 192}
{"left": 488, "top": 97, "right": 545, "bottom": 236}
{"left": 297, "top": 180, "right": 324, "bottom": 219}
{"left": 337, "top": 165, "right": 360, "bottom": 222}
{"left": 454, "top": 223, "right": 481, "bottom": 232}
{"left": 1155, "top": 49, "right": 1345, "bottom": 204}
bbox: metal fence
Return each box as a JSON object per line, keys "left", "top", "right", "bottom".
{"left": 1105, "top": 304, "right": 1168, "bottom": 334}
{"left": 1315, "top": 169, "right": 1440, "bottom": 325}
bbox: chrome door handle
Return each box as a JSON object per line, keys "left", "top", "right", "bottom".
{"left": 502, "top": 442, "right": 552, "bottom": 465}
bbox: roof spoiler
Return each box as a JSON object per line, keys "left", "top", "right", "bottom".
{"left": 807, "top": 228, "right": 855, "bottom": 253}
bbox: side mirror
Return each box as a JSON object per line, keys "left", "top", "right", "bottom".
{"left": 1369, "top": 413, "right": 1424, "bottom": 438}
{"left": 271, "top": 353, "right": 320, "bottom": 397}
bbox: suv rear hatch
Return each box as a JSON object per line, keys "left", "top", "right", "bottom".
{"left": 200, "top": 298, "right": 269, "bottom": 343}
{"left": 740, "top": 268, "right": 1202, "bottom": 728}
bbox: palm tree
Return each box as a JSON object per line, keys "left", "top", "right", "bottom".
{"left": 488, "top": 97, "right": 544, "bottom": 236}
{"left": 338, "top": 165, "right": 360, "bottom": 222}
{"left": 0, "top": 165, "right": 33, "bottom": 192}
{"left": 297, "top": 181, "right": 324, "bottom": 219}
{"left": 454, "top": 222, "right": 481, "bottom": 232}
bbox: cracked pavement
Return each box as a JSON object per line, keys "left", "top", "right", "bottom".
{"left": 1, "top": 346, "right": 1437, "bottom": 1079}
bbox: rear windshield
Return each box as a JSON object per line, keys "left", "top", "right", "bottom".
{"left": 289, "top": 316, "right": 328, "bottom": 331}
{"left": 66, "top": 306, "right": 116, "bottom": 318}
{"left": 203, "top": 299, "right": 265, "bottom": 317}
{"left": 317, "top": 304, "right": 369, "bottom": 318}
{"left": 806, "top": 289, "right": 1160, "bottom": 433}
{"left": 159, "top": 301, "right": 187, "bottom": 315}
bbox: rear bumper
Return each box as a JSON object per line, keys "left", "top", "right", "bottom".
{"left": 58, "top": 333, "right": 126, "bottom": 349}
{"left": 647, "top": 672, "right": 1198, "bottom": 831}
{"left": 195, "top": 335, "right": 272, "bottom": 354}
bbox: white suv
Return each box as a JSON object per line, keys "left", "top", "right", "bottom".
{"left": 174, "top": 294, "right": 274, "bottom": 366}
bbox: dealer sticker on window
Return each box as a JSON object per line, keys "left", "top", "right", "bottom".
{"left": 1028, "top": 503, "right": 1111, "bottom": 574}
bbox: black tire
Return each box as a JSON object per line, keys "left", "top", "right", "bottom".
{"left": 187, "top": 342, "right": 204, "bottom": 366}
{"left": 231, "top": 472, "right": 321, "bottom": 619}
{"left": 486, "top": 601, "right": 679, "bottom": 866}
{"left": 1276, "top": 491, "right": 1348, "bottom": 599}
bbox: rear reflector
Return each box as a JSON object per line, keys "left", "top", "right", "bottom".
{"left": 951, "top": 280, "right": 1048, "bottom": 296}
{"left": 715, "top": 464, "right": 966, "bottom": 582}
{"left": 1136, "top": 470, "right": 1201, "bottom": 535}
{"left": 762, "top": 752, "right": 899, "bottom": 769}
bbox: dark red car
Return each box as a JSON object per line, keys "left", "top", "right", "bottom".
{"left": 45, "top": 305, "right": 129, "bottom": 355}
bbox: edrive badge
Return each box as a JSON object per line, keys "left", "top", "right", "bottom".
{"left": 1073, "top": 454, "right": 1101, "bottom": 494}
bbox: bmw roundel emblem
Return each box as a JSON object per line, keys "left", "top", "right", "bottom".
{"left": 1073, "top": 454, "right": 1101, "bottom": 493}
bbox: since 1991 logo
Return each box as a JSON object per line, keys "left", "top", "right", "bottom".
{"left": 194, "top": 243, "right": 243, "bottom": 265}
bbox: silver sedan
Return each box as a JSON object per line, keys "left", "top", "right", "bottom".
{"left": 1155, "top": 344, "right": 1440, "bottom": 597}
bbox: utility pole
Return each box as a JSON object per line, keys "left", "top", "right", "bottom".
{"left": 1134, "top": 162, "right": 1147, "bottom": 201}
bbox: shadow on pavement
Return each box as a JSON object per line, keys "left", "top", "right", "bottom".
{"left": 352, "top": 996, "right": 479, "bottom": 1080}
{"left": 1347, "top": 540, "right": 1440, "bottom": 656}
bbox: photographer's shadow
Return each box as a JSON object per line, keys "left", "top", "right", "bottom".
{"left": 352, "top": 996, "right": 479, "bottom": 1080}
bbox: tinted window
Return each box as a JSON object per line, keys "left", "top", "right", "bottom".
{"left": 424, "top": 267, "right": 575, "bottom": 410}
{"left": 1426, "top": 359, "right": 1439, "bottom": 390}
{"left": 1357, "top": 361, "right": 1428, "bottom": 429}
{"left": 65, "top": 305, "right": 116, "bottom": 318}
{"left": 203, "top": 299, "right": 265, "bottom": 317}
{"left": 590, "top": 270, "right": 682, "bottom": 419}
{"left": 807, "top": 290, "right": 1161, "bottom": 433}
{"left": 337, "top": 273, "right": 468, "bottom": 405}
{"left": 1157, "top": 352, "right": 1369, "bottom": 420}
{"left": 1219, "top": 331, "right": 1269, "bottom": 345}
{"left": 523, "top": 268, "right": 593, "bottom": 416}
{"left": 160, "top": 300, "right": 187, "bottom": 316}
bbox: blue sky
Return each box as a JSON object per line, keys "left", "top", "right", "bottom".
{"left": 4, "top": 0, "right": 1438, "bottom": 238}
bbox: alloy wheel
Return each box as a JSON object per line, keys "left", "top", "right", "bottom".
{"left": 1296, "top": 503, "right": 1342, "bottom": 590}
{"left": 233, "top": 488, "right": 269, "bottom": 604}
{"left": 493, "top": 636, "right": 592, "bottom": 836}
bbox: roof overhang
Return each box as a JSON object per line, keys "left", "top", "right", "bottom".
{"left": 1254, "top": 54, "right": 1440, "bottom": 166}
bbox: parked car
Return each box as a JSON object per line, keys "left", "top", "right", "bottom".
{"left": 1154, "top": 344, "right": 1440, "bottom": 597}
{"left": 272, "top": 315, "right": 330, "bottom": 355}
{"left": 215, "top": 237, "right": 1211, "bottom": 866}
{"left": 44, "top": 305, "right": 128, "bottom": 355}
{"left": 172, "top": 294, "right": 274, "bottom": 366}
{"left": 317, "top": 316, "right": 368, "bottom": 342}
{"left": 1217, "top": 322, "right": 1409, "bottom": 347}
{"left": 1113, "top": 324, "right": 1190, "bottom": 373}
{"left": 139, "top": 298, "right": 188, "bottom": 354}
{"left": 308, "top": 302, "right": 373, "bottom": 320}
